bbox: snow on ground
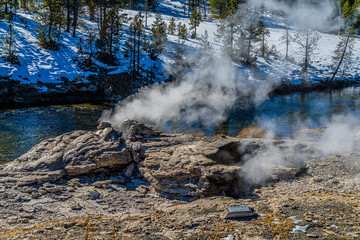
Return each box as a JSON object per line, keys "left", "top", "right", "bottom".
{"left": 0, "top": 0, "right": 359, "bottom": 87}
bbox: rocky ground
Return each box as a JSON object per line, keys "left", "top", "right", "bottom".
{"left": 0, "top": 120, "right": 359, "bottom": 239}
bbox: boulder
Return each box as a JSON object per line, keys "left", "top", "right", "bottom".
{"left": 3, "top": 125, "right": 131, "bottom": 177}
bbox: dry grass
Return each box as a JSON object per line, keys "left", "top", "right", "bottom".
{"left": 259, "top": 214, "right": 296, "bottom": 239}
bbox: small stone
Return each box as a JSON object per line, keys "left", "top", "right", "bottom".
{"left": 306, "top": 234, "right": 318, "bottom": 238}
{"left": 63, "top": 221, "right": 76, "bottom": 228}
{"left": 92, "top": 180, "right": 112, "bottom": 188}
{"left": 124, "top": 163, "right": 135, "bottom": 178}
{"left": 70, "top": 202, "right": 82, "bottom": 210}
{"left": 44, "top": 225, "right": 54, "bottom": 230}
{"left": 90, "top": 190, "right": 100, "bottom": 200}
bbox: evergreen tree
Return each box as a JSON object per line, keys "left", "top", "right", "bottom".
{"left": 258, "top": 20, "right": 270, "bottom": 58}
{"left": 178, "top": 22, "right": 189, "bottom": 39}
{"left": 209, "top": 0, "right": 227, "bottom": 18}
{"left": 215, "top": 4, "right": 243, "bottom": 58}
{"left": 168, "top": 17, "right": 176, "bottom": 35}
{"left": 342, "top": 0, "right": 352, "bottom": 24}
{"left": 216, "top": 6, "right": 263, "bottom": 65}
{"left": 95, "top": 7, "right": 125, "bottom": 62}
{"left": 200, "top": 30, "right": 212, "bottom": 51}
{"left": 330, "top": 27, "right": 356, "bottom": 81}
{"left": 2, "top": 20, "right": 19, "bottom": 64}
{"left": 280, "top": 25, "right": 291, "bottom": 60}
{"left": 294, "top": 28, "right": 320, "bottom": 74}
{"left": 150, "top": 12, "right": 167, "bottom": 53}
{"left": 125, "top": 12, "right": 145, "bottom": 75}
{"left": 226, "top": 0, "right": 239, "bottom": 16}
{"left": 234, "top": 18, "right": 263, "bottom": 65}
{"left": 87, "top": 0, "right": 96, "bottom": 20}
{"left": 76, "top": 37, "right": 84, "bottom": 60}
{"left": 190, "top": 8, "right": 201, "bottom": 38}
{"left": 35, "top": 0, "right": 65, "bottom": 50}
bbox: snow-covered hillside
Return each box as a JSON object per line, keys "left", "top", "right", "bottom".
{"left": 1, "top": 0, "right": 360, "bottom": 88}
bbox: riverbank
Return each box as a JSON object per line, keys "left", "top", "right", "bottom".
{"left": 0, "top": 71, "right": 162, "bottom": 109}
{"left": 0, "top": 120, "right": 359, "bottom": 239}
{"left": 272, "top": 78, "right": 360, "bottom": 95}
{"left": 1, "top": 74, "right": 359, "bottom": 110}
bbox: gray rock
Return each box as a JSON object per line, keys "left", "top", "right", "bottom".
{"left": 124, "top": 163, "right": 135, "bottom": 178}
{"left": 115, "top": 119, "right": 160, "bottom": 140}
{"left": 97, "top": 122, "right": 112, "bottom": 130}
{"left": 70, "top": 202, "right": 82, "bottom": 210}
{"left": 2, "top": 126, "right": 132, "bottom": 181}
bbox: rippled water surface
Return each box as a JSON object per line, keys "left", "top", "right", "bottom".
{"left": 0, "top": 103, "right": 108, "bottom": 163}
{"left": 1, "top": 87, "right": 360, "bottom": 163}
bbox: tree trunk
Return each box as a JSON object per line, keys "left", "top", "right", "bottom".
{"left": 304, "top": 31, "right": 309, "bottom": 73}
{"left": 72, "top": 2, "right": 79, "bottom": 37}
{"left": 330, "top": 33, "right": 351, "bottom": 82}
{"left": 137, "top": 31, "right": 140, "bottom": 72}
{"left": 89, "top": 1, "right": 95, "bottom": 21}
{"left": 66, "top": 0, "right": 71, "bottom": 32}
{"left": 285, "top": 28, "right": 289, "bottom": 59}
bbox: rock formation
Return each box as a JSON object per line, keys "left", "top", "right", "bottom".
{"left": 1, "top": 120, "right": 306, "bottom": 200}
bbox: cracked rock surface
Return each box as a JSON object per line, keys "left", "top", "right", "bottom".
{"left": 0, "top": 121, "right": 359, "bottom": 239}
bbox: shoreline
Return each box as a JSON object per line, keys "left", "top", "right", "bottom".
{"left": 1, "top": 77, "right": 359, "bottom": 110}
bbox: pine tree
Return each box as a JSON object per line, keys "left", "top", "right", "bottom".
{"left": 330, "top": 27, "right": 356, "bottom": 81}
{"left": 35, "top": 0, "right": 65, "bottom": 50}
{"left": 84, "top": 29, "right": 96, "bottom": 65}
{"left": 190, "top": 8, "right": 201, "bottom": 38}
{"left": 95, "top": 7, "right": 125, "bottom": 63}
{"left": 353, "top": 0, "right": 360, "bottom": 28}
{"left": 2, "top": 20, "right": 19, "bottom": 64}
{"left": 209, "top": 0, "right": 227, "bottom": 18}
{"left": 125, "top": 12, "right": 145, "bottom": 75}
{"left": 215, "top": 11, "right": 241, "bottom": 57}
{"left": 168, "top": 17, "right": 176, "bottom": 35}
{"left": 280, "top": 25, "right": 291, "bottom": 60}
{"left": 294, "top": 28, "right": 320, "bottom": 74}
{"left": 200, "top": 30, "right": 212, "bottom": 51}
{"left": 234, "top": 18, "right": 264, "bottom": 65}
{"left": 150, "top": 12, "right": 167, "bottom": 53}
{"left": 226, "top": 0, "right": 239, "bottom": 16}
{"left": 178, "top": 23, "right": 189, "bottom": 40}
{"left": 258, "top": 20, "right": 270, "bottom": 58}
{"left": 342, "top": 0, "right": 352, "bottom": 24}
{"left": 76, "top": 37, "right": 84, "bottom": 60}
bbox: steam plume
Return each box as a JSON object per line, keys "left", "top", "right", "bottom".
{"left": 101, "top": 52, "right": 277, "bottom": 129}
{"left": 250, "top": 0, "right": 341, "bottom": 31}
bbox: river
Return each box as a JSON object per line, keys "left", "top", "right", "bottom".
{"left": 1, "top": 87, "right": 360, "bottom": 163}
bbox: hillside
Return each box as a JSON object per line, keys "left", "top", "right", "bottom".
{"left": 1, "top": 0, "right": 360, "bottom": 98}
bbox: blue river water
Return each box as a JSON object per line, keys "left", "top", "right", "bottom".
{"left": 1, "top": 87, "right": 360, "bottom": 163}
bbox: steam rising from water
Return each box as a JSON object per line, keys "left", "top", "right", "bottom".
{"left": 101, "top": 52, "right": 276, "bottom": 129}
{"left": 242, "top": 112, "right": 360, "bottom": 186}
{"left": 250, "top": 0, "right": 341, "bottom": 31}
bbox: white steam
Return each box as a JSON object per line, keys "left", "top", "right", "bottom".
{"left": 317, "top": 113, "right": 360, "bottom": 155}
{"left": 241, "top": 112, "right": 360, "bottom": 186}
{"left": 101, "top": 52, "right": 276, "bottom": 129}
{"left": 250, "top": 0, "right": 341, "bottom": 31}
